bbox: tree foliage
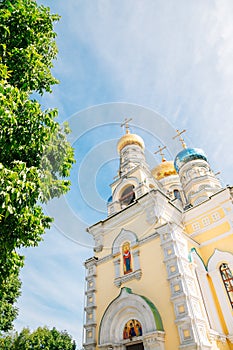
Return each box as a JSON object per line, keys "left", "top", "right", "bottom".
{"left": 0, "top": 0, "right": 59, "bottom": 93}
{"left": 0, "top": 0, "right": 75, "bottom": 332}
{"left": 0, "top": 326, "right": 76, "bottom": 349}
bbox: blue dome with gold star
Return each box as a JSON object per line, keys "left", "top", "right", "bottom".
{"left": 174, "top": 148, "right": 208, "bottom": 172}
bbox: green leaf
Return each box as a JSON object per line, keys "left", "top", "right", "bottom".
{"left": 0, "top": 0, "right": 75, "bottom": 332}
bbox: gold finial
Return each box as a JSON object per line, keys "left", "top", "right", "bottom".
{"left": 121, "top": 118, "right": 132, "bottom": 134}
{"left": 154, "top": 145, "right": 167, "bottom": 162}
{"left": 173, "top": 129, "right": 187, "bottom": 149}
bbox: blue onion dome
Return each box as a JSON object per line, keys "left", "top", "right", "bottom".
{"left": 174, "top": 148, "right": 208, "bottom": 172}
{"left": 107, "top": 195, "right": 112, "bottom": 203}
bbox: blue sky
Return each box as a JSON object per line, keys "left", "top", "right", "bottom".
{"left": 15, "top": 0, "right": 233, "bottom": 347}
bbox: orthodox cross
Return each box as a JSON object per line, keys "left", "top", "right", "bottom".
{"left": 173, "top": 129, "right": 187, "bottom": 149}
{"left": 121, "top": 118, "right": 132, "bottom": 134}
{"left": 154, "top": 145, "right": 167, "bottom": 162}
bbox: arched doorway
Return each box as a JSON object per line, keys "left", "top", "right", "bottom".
{"left": 99, "top": 288, "right": 165, "bottom": 350}
{"left": 126, "top": 342, "right": 144, "bottom": 350}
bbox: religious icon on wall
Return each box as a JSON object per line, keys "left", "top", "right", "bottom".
{"left": 122, "top": 242, "right": 132, "bottom": 274}
{"left": 123, "top": 319, "right": 142, "bottom": 339}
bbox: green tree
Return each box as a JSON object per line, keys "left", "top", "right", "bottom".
{"left": 0, "top": 326, "right": 76, "bottom": 349}
{"left": 0, "top": 0, "right": 75, "bottom": 332}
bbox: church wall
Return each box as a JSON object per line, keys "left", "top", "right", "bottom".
{"left": 94, "top": 258, "right": 118, "bottom": 349}
{"left": 207, "top": 274, "right": 229, "bottom": 335}
{"left": 199, "top": 235, "right": 233, "bottom": 265}
{"left": 91, "top": 200, "right": 162, "bottom": 261}
{"left": 94, "top": 232, "right": 180, "bottom": 350}
{"left": 131, "top": 236, "right": 180, "bottom": 349}
{"left": 185, "top": 206, "right": 226, "bottom": 235}
{"left": 215, "top": 341, "right": 233, "bottom": 350}
{"left": 183, "top": 189, "right": 232, "bottom": 237}
{"left": 193, "top": 222, "right": 231, "bottom": 244}
{"left": 187, "top": 230, "right": 233, "bottom": 347}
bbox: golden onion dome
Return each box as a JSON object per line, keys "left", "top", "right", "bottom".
{"left": 117, "top": 130, "right": 145, "bottom": 153}
{"left": 151, "top": 159, "right": 177, "bottom": 180}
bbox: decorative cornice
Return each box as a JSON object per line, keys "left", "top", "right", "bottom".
{"left": 83, "top": 323, "right": 97, "bottom": 328}
{"left": 208, "top": 329, "right": 227, "bottom": 343}
{"left": 114, "top": 269, "right": 142, "bottom": 287}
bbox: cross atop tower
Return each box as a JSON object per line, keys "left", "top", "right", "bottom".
{"left": 121, "top": 118, "right": 132, "bottom": 134}
{"left": 173, "top": 129, "right": 187, "bottom": 149}
{"left": 154, "top": 145, "right": 167, "bottom": 162}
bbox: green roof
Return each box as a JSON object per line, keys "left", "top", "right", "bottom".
{"left": 121, "top": 287, "right": 163, "bottom": 330}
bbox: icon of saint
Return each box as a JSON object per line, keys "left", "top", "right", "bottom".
{"left": 123, "top": 242, "right": 132, "bottom": 274}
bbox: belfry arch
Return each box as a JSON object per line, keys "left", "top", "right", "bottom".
{"left": 99, "top": 288, "right": 165, "bottom": 350}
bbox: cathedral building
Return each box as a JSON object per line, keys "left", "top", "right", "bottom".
{"left": 83, "top": 122, "right": 233, "bottom": 350}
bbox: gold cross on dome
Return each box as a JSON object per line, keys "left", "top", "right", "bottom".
{"left": 173, "top": 129, "right": 187, "bottom": 149}
{"left": 121, "top": 118, "right": 132, "bottom": 134}
{"left": 154, "top": 145, "right": 167, "bottom": 162}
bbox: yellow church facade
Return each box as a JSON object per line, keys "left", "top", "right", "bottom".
{"left": 83, "top": 125, "right": 233, "bottom": 350}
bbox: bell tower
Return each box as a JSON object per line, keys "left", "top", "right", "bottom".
{"left": 107, "top": 118, "right": 158, "bottom": 216}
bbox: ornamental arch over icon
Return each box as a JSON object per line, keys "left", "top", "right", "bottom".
{"left": 112, "top": 230, "right": 142, "bottom": 287}
{"left": 112, "top": 229, "right": 138, "bottom": 255}
{"left": 98, "top": 288, "right": 165, "bottom": 350}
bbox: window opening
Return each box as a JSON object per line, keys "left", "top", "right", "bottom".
{"left": 202, "top": 217, "right": 210, "bottom": 226}
{"left": 220, "top": 263, "right": 233, "bottom": 308}
{"left": 174, "top": 189, "right": 181, "bottom": 201}
{"left": 212, "top": 212, "right": 220, "bottom": 221}
{"left": 192, "top": 222, "right": 200, "bottom": 231}
{"left": 120, "top": 185, "right": 135, "bottom": 206}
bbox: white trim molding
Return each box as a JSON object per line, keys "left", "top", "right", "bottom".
{"left": 190, "top": 249, "right": 223, "bottom": 333}
{"left": 207, "top": 249, "right": 233, "bottom": 334}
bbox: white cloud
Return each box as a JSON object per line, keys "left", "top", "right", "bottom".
{"left": 43, "top": 1, "right": 233, "bottom": 174}
{"left": 62, "top": 0, "right": 233, "bottom": 179}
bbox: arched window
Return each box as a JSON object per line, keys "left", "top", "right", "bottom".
{"left": 120, "top": 185, "right": 135, "bottom": 206}
{"left": 173, "top": 189, "right": 181, "bottom": 201}
{"left": 220, "top": 263, "right": 233, "bottom": 309}
{"left": 122, "top": 242, "right": 132, "bottom": 274}
{"left": 198, "top": 167, "right": 207, "bottom": 176}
